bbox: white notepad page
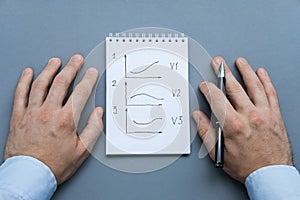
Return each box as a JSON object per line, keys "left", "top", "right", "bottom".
{"left": 106, "top": 34, "right": 190, "bottom": 155}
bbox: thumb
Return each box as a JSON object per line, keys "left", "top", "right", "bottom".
{"left": 79, "top": 107, "right": 104, "bottom": 152}
{"left": 192, "top": 110, "right": 216, "bottom": 160}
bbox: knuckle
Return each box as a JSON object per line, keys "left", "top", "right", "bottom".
{"left": 230, "top": 121, "right": 245, "bottom": 134}
{"left": 57, "top": 110, "right": 74, "bottom": 128}
{"left": 224, "top": 76, "right": 242, "bottom": 97}
{"left": 32, "top": 77, "right": 51, "bottom": 92}
{"left": 253, "top": 81, "right": 264, "bottom": 91}
{"left": 38, "top": 108, "right": 52, "bottom": 124}
{"left": 247, "top": 109, "right": 264, "bottom": 128}
{"left": 226, "top": 85, "right": 241, "bottom": 97}
{"left": 11, "top": 112, "right": 23, "bottom": 123}
{"left": 75, "top": 84, "right": 89, "bottom": 96}
{"left": 226, "top": 115, "right": 244, "bottom": 134}
{"left": 32, "top": 79, "right": 45, "bottom": 90}
{"left": 273, "top": 123, "right": 282, "bottom": 135}
{"left": 198, "top": 125, "right": 208, "bottom": 138}
{"left": 63, "top": 66, "right": 77, "bottom": 77}
{"left": 266, "top": 87, "right": 278, "bottom": 98}
{"left": 210, "top": 91, "right": 223, "bottom": 106}
{"left": 53, "top": 67, "right": 76, "bottom": 86}
{"left": 230, "top": 82, "right": 241, "bottom": 93}
{"left": 54, "top": 75, "right": 68, "bottom": 86}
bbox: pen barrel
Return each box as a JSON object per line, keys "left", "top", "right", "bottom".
{"left": 218, "top": 77, "right": 225, "bottom": 94}
{"left": 214, "top": 126, "right": 224, "bottom": 168}
{"left": 214, "top": 76, "right": 225, "bottom": 168}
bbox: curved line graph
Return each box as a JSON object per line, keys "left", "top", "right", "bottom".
{"left": 133, "top": 117, "right": 163, "bottom": 126}
{"left": 130, "top": 93, "right": 164, "bottom": 100}
{"left": 130, "top": 61, "right": 159, "bottom": 74}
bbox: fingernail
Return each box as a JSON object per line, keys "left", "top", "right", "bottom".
{"left": 238, "top": 57, "right": 248, "bottom": 64}
{"left": 214, "top": 57, "right": 222, "bottom": 66}
{"left": 199, "top": 82, "right": 205, "bottom": 88}
{"left": 23, "top": 68, "right": 31, "bottom": 76}
{"left": 192, "top": 111, "right": 201, "bottom": 125}
{"left": 72, "top": 54, "right": 82, "bottom": 62}
{"left": 259, "top": 68, "right": 267, "bottom": 76}
{"left": 199, "top": 82, "right": 208, "bottom": 92}
{"left": 49, "top": 57, "right": 60, "bottom": 66}
{"left": 87, "top": 67, "right": 98, "bottom": 75}
{"left": 97, "top": 108, "right": 103, "bottom": 118}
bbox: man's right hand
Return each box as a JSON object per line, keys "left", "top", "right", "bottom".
{"left": 193, "top": 56, "right": 293, "bottom": 183}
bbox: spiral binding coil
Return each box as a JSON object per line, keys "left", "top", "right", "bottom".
{"left": 107, "top": 32, "right": 186, "bottom": 42}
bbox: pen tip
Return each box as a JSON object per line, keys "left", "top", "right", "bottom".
{"left": 218, "top": 62, "right": 225, "bottom": 78}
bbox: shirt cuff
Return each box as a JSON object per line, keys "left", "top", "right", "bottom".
{"left": 0, "top": 156, "right": 57, "bottom": 200}
{"left": 245, "top": 165, "right": 300, "bottom": 200}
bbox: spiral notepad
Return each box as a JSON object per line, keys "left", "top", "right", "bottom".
{"left": 106, "top": 33, "right": 190, "bottom": 155}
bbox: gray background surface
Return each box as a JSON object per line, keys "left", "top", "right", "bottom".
{"left": 0, "top": 1, "right": 299, "bottom": 200}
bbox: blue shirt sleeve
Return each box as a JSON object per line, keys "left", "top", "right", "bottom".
{"left": 245, "top": 165, "right": 300, "bottom": 200}
{"left": 0, "top": 156, "right": 57, "bottom": 200}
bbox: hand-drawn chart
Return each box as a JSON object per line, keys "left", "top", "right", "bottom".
{"left": 106, "top": 35, "right": 190, "bottom": 155}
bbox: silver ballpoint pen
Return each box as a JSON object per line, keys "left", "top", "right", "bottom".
{"left": 215, "top": 61, "right": 225, "bottom": 168}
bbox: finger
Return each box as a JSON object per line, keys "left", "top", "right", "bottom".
{"left": 193, "top": 110, "right": 216, "bottom": 160}
{"left": 65, "top": 68, "right": 99, "bottom": 125}
{"left": 256, "top": 68, "right": 280, "bottom": 113}
{"left": 78, "top": 107, "right": 103, "bottom": 153}
{"left": 11, "top": 68, "right": 33, "bottom": 123}
{"left": 28, "top": 57, "right": 61, "bottom": 107}
{"left": 45, "top": 54, "right": 84, "bottom": 106}
{"left": 211, "top": 56, "right": 253, "bottom": 111}
{"left": 235, "top": 57, "right": 268, "bottom": 107}
{"left": 199, "top": 81, "right": 238, "bottom": 128}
